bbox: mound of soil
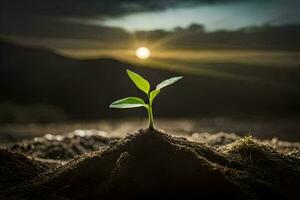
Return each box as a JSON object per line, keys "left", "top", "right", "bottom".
{"left": 190, "top": 132, "right": 300, "bottom": 154}
{"left": 1, "top": 129, "right": 299, "bottom": 200}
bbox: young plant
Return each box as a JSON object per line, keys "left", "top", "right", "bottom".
{"left": 109, "top": 69, "right": 182, "bottom": 130}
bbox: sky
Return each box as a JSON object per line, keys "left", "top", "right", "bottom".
{"left": 100, "top": 0, "right": 300, "bottom": 31}
{"left": 1, "top": 0, "right": 300, "bottom": 55}
{"left": 1, "top": 0, "right": 300, "bottom": 94}
{"left": 1, "top": 0, "right": 300, "bottom": 36}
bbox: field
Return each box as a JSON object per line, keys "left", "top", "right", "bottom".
{"left": 1, "top": 116, "right": 300, "bottom": 144}
{"left": 1, "top": 124, "right": 300, "bottom": 199}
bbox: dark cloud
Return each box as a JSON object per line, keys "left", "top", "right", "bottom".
{"left": 1, "top": 0, "right": 244, "bottom": 18}
{"left": 0, "top": 16, "right": 129, "bottom": 39}
{"left": 0, "top": 0, "right": 246, "bottom": 38}
{"left": 2, "top": 0, "right": 296, "bottom": 46}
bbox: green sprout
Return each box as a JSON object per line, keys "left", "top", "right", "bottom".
{"left": 109, "top": 69, "right": 182, "bottom": 129}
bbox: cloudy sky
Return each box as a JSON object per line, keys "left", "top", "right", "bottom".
{"left": 2, "top": 1, "right": 300, "bottom": 33}
{"left": 1, "top": 0, "right": 300, "bottom": 53}
{"left": 1, "top": 0, "right": 300, "bottom": 87}
{"left": 100, "top": 0, "right": 300, "bottom": 31}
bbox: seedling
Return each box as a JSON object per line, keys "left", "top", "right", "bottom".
{"left": 109, "top": 69, "right": 182, "bottom": 129}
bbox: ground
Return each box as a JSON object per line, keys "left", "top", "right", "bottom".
{"left": 0, "top": 125, "right": 299, "bottom": 199}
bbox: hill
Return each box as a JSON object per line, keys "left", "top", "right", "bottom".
{"left": 0, "top": 39, "right": 300, "bottom": 122}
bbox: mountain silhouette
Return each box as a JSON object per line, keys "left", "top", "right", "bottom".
{"left": 0, "top": 39, "right": 299, "bottom": 122}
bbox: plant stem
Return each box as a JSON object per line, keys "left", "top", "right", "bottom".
{"left": 147, "top": 105, "right": 154, "bottom": 129}
{"left": 147, "top": 94, "right": 154, "bottom": 130}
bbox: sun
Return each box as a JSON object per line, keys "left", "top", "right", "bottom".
{"left": 136, "top": 47, "right": 150, "bottom": 59}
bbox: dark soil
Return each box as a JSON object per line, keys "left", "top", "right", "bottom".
{"left": 10, "top": 131, "right": 119, "bottom": 160}
{"left": 1, "top": 129, "right": 299, "bottom": 200}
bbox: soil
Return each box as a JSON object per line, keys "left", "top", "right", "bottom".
{"left": 10, "top": 130, "right": 119, "bottom": 160}
{"left": 0, "top": 129, "right": 299, "bottom": 199}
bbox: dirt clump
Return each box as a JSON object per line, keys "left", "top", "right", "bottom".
{"left": 10, "top": 130, "right": 119, "bottom": 160}
{"left": 220, "top": 137, "right": 300, "bottom": 199}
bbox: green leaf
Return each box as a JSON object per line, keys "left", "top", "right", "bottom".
{"left": 149, "top": 89, "right": 160, "bottom": 103}
{"left": 156, "top": 76, "right": 183, "bottom": 90}
{"left": 109, "top": 97, "right": 146, "bottom": 108}
{"left": 127, "top": 69, "right": 150, "bottom": 94}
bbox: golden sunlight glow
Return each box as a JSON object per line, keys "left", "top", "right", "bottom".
{"left": 135, "top": 47, "right": 150, "bottom": 59}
